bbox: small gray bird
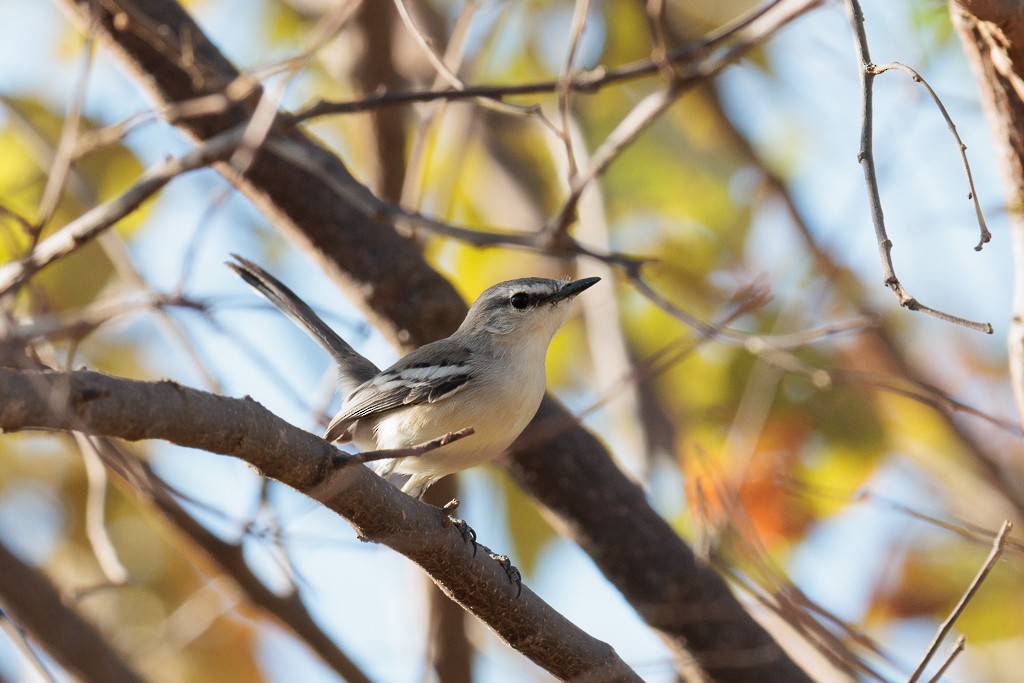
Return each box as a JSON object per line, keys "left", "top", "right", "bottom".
{"left": 229, "top": 255, "right": 598, "bottom": 498}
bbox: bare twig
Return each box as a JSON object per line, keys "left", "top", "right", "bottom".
{"left": 342, "top": 427, "right": 475, "bottom": 465}
{"left": 76, "top": 434, "right": 130, "bottom": 586}
{"left": 230, "top": 0, "right": 363, "bottom": 176}
{"left": 292, "top": 0, "right": 819, "bottom": 124}
{"left": 870, "top": 61, "right": 990, "bottom": 251}
{"left": 87, "top": 436, "right": 375, "bottom": 683}
{"left": 545, "top": 0, "right": 819, "bottom": 240}
{"left": 557, "top": 0, "right": 592, "bottom": 180}
{"left": 0, "top": 612, "right": 62, "bottom": 683}
{"left": 908, "top": 520, "right": 1012, "bottom": 682}
{"left": 35, "top": 17, "right": 97, "bottom": 237}
{"left": 0, "top": 127, "right": 243, "bottom": 297}
{"left": 0, "top": 367, "right": 642, "bottom": 683}
{"left": 261, "top": 132, "right": 646, "bottom": 270}
{"left": 925, "top": 635, "right": 965, "bottom": 683}
{"left": 843, "top": 0, "right": 992, "bottom": 334}
{"left": 393, "top": 0, "right": 461, "bottom": 90}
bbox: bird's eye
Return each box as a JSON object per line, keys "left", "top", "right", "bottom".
{"left": 509, "top": 292, "right": 530, "bottom": 310}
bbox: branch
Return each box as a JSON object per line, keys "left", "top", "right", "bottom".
{"left": 0, "top": 367, "right": 641, "bottom": 683}
{"left": 843, "top": 0, "right": 993, "bottom": 334}
{"left": 950, "top": 0, "right": 1024, "bottom": 431}
{"left": 908, "top": 520, "right": 1011, "bottom": 682}
{"left": 55, "top": 0, "right": 814, "bottom": 678}
{"left": 290, "top": 0, "right": 818, "bottom": 124}
{"left": 85, "top": 436, "right": 375, "bottom": 683}
{"left": 0, "top": 537, "right": 143, "bottom": 682}
{"left": 342, "top": 426, "right": 475, "bottom": 464}
{"left": 869, "top": 62, "right": 990, "bottom": 251}
{"left": 0, "top": 127, "right": 242, "bottom": 297}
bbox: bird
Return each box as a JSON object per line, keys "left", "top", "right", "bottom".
{"left": 228, "top": 255, "right": 598, "bottom": 499}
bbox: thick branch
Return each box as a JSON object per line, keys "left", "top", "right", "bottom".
{"left": 87, "top": 437, "right": 374, "bottom": 683}
{"left": 55, "top": 0, "right": 813, "bottom": 678}
{"left": 0, "top": 367, "right": 640, "bottom": 683}
{"left": 950, "top": 0, "right": 1024, "bottom": 428}
{"left": 0, "top": 537, "right": 143, "bottom": 682}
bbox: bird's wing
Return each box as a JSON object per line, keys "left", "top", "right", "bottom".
{"left": 323, "top": 339, "right": 475, "bottom": 443}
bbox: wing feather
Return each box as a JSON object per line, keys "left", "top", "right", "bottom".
{"left": 323, "top": 339, "right": 475, "bottom": 443}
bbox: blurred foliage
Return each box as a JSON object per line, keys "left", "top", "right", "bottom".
{"left": 0, "top": 0, "right": 1021, "bottom": 682}
{"left": 0, "top": 97, "right": 146, "bottom": 311}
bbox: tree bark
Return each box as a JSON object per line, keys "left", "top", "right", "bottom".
{"left": 950, "top": 0, "right": 1024, "bottom": 431}
{"left": 0, "top": 367, "right": 641, "bottom": 683}
{"left": 52, "top": 0, "right": 813, "bottom": 679}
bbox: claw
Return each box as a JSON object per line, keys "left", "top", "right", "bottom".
{"left": 450, "top": 517, "right": 478, "bottom": 556}
{"left": 489, "top": 553, "right": 523, "bottom": 598}
{"left": 437, "top": 499, "right": 477, "bottom": 555}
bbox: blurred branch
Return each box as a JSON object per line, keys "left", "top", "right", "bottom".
{"left": 707, "top": 75, "right": 1024, "bottom": 515}
{"left": 34, "top": 11, "right": 97, "bottom": 239}
{"left": 84, "top": 436, "right": 375, "bottom": 683}
{"left": 0, "top": 367, "right": 642, "bottom": 683}
{"left": 949, "top": 0, "right": 1024, "bottom": 429}
{"left": 844, "top": 0, "right": 993, "bottom": 334}
{"left": 75, "top": 434, "right": 131, "bottom": 587}
{"left": 926, "top": 635, "right": 965, "bottom": 683}
{"left": 53, "top": 0, "right": 815, "bottom": 678}
{"left": 908, "top": 520, "right": 1011, "bottom": 682}
{"left": 291, "top": 0, "right": 819, "bottom": 124}
{"left": 0, "top": 536, "right": 144, "bottom": 682}
{"left": 423, "top": 478, "right": 474, "bottom": 683}
{"left": 0, "top": 613, "right": 61, "bottom": 683}
{"left": 0, "top": 126, "right": 242, "bottom": 298}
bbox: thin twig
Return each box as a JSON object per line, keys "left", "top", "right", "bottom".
{"left": 393, "top": 0, "right": 462, "bottom": 90}
{"left": 0, "top": 126, "right": 243, "bottom": 297}
{"left": 544, "top": 0, "right": 818, "bottom": 240}
{"left": 230, "top": 0, "right": 362, "bottom": 176}
{"left": 870, "top": 62, "right": 990, "bottom": 251}
{"left": 76, "top": 434, "right": 130, "bottom": 586}
{"left": 0, "top": 613, "right": 62, "bottom": 683}
{"left": 908, "top": 520, "right": 1012, "bottom": 682}
{"left": 843, "top": 0, "right": 992, "bottom": 334}
{"left": 291, "top": 0, "right": 819, "bottom": 124}
{"left": 557, "top": 0, "right": 592, "bottom": 181}
{"left": 35, "top": 18, "right": 97, "bottom": 238}
{"left": 925, "top": 635, "right": 965, "bottom": 683}
{"left": 341, "top": 427, "right": 475, "bottom": 465}
{"left": 261, "top": 133, "right": 645, "bottom": 269}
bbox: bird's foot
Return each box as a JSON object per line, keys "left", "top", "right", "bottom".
{"left": 439, "top": 499, "right": 477, "bottom": 556}
{"left": 488, "top": 552, "right": 523, "bottom": 598}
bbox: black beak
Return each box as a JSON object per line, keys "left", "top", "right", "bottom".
{"left": 545, "top": 276, "right": 600, "bottom": 304}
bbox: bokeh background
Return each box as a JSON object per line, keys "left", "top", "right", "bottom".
{"left": 1, "top": 0, "right": 1022, "bottom": 681}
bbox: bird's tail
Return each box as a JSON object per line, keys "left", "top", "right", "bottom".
{"left": 227, "top": 254, "right": 379, "bottom": 392}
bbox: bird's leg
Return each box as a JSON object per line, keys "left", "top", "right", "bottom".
{"left": 489, "top": 554, "right": 523, "bottom": 598}
{"left": 438, "top": 501, "right": 520, "bottom": 596}
{"left": 438, "top": 498, "right": 477, "bottom": 555}
{"left": 475, "top": 543, "right": 523, "bottom": 598}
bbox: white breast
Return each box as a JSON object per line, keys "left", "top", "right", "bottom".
{"left": 362, "top": 347, "right": 547, "bottom": 479}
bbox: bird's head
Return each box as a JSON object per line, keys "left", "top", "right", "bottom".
{"left": 458, "top": 276, "right": 600, "bottom": 342}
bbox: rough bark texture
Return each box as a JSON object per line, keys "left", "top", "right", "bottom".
{"left": 950, "top": 0, "right": 1024, "bottom": 430}
{"left": 0, "top": 367, "right": 640, "bottom": 683}
{"left": 52, "top": 0, "right": 813, "bottom": 679}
